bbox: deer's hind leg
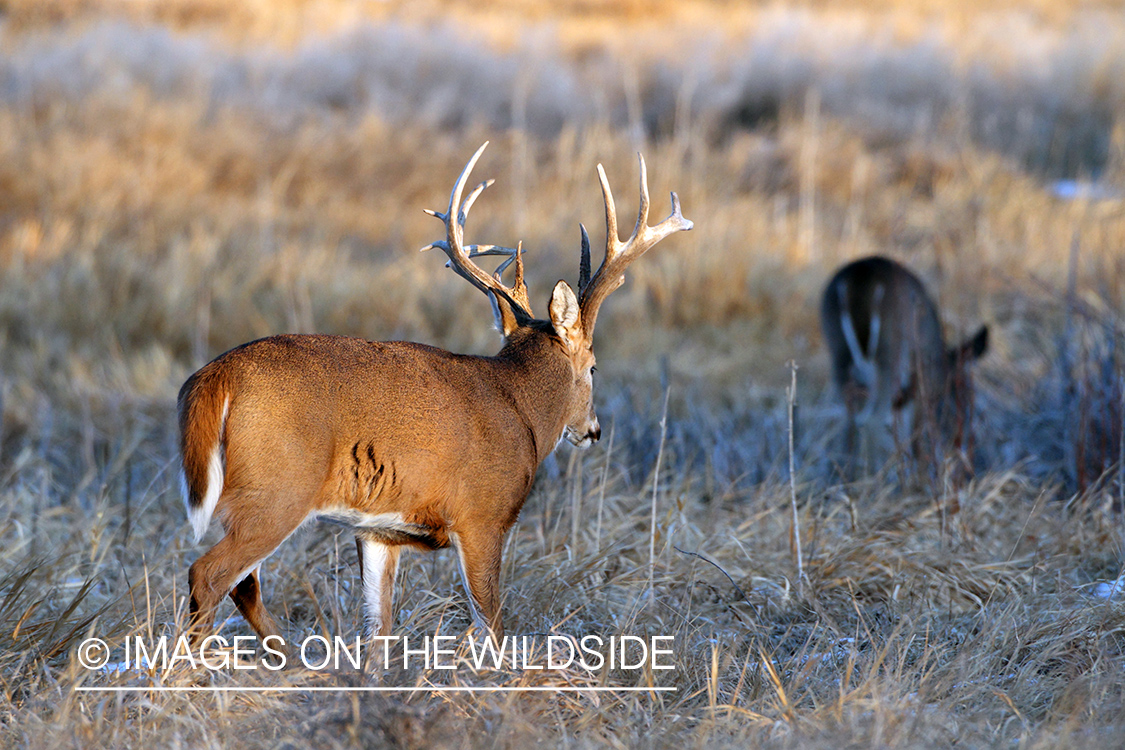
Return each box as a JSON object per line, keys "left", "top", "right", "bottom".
{"left": 188, "top": 489, "right": 308, "bottom": 641}
{"left": 228, "top": 566, "right": 283, "bottom": 641}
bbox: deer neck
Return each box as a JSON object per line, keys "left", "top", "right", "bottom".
{"left": 493, "top": 326, "right": 576, "bottom": 464}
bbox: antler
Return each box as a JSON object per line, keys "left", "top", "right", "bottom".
{"left": 578, "top": 154, "right": 693, "bottom": 339}
{"left": 420, "top": 142, "right": 533, "bottom": 317}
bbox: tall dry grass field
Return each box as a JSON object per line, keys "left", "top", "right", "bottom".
{"left": 1, "top": 0, "right": 1124, "bottom": 747}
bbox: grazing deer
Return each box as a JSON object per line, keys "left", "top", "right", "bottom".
{"left": 178, "top": 143, "right": 692, "bottom": 642}
{"left": 820, "top": 255, "right": 988, "bottom": 476}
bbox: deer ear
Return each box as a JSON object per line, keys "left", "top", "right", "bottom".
{"left": 549, "top": 280, "right": 582, "bottom": 350}
{"left": 966, "top": 325, "right": 989, "bottom": 360}
{"left": 949, "top": 325, "right": 989, "bottom": 365}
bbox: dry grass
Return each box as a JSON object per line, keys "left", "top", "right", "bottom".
{"left": 1, "top": 0, "right": 1124, "bottom": 747}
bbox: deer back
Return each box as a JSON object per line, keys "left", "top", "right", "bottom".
{"left": 179, "top": 329, "right": 576, "bottom": 537}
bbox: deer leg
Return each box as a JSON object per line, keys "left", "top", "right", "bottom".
{"left": 357, "top": 535, "right": 400, "bottom": 639}
{"left": 228, "top": 566, "right": 284, "bottom": 642}
{"left": 910, "top": 399, "right": 942, "bottom": 484}
{"left": 451, "top": 529, "right": 504, "bottom": 640}
{"left": 842, "top": 382, "right": 865, "bottom": 479}
{"left": 890, "top": 401, "right": 917, "bottom": 484}
{"left": 865, "top": 370, "right": 901, "bottom": 475}
{"left": 188, "top": 509, "right": 304, "bottom": 642}
{"left": 855, "top": 382, "right": 879, "bottom": 477}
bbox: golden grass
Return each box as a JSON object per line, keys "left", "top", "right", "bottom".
{"left": 0, "top": 0, "right": 1123, "bottom": 747}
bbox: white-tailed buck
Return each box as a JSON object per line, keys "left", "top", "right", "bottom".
{"left": 179, "top": 143, "right": 692, "bottom": 642}
{"left": 820, "top": 255, "right": 988, "bottom": 475}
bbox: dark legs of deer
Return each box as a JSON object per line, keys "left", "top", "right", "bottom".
{"left": 229, "top": 569, "right": 283, "bottom": 642}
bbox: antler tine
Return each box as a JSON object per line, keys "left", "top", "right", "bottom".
{"left": 476, "top": 242, "right": 518, "bottom": 273}
{"left": 511, "top": 241, "right": 525, "bottom": 292}
{"left": 419, "top": 141, "right": 533, "bottom": 317}
{"left": 419, "top": 141, "right": 489, "bottom": 253}
{"left": 579, "top": 154, "right": 692, "bottom": 339}
{"left": 628, "top": 153, "right": 651, "bottom": 250}
{"left": 444, "top": 141, "right": 488, "bottom": 252}
{"left": 578, "top": 224, "right": 591, "bottom": 294}
{"left": 460, "top": 178, "right": 493, "bottom": 223}
{"left": 596, "top": 163, "right": 620, "bottom": 256}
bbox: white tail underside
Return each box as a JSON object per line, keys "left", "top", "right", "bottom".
{"left": 837, "top": 281, "right": 884, "bottom": 388}
{"left": 186, "top": 396, "right": 229, "bottom": 543}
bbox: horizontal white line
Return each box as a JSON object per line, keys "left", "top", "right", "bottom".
{"left": 76, "top": 686, "right": 676, "bottom": 693}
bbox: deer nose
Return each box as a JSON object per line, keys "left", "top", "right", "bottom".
{"left": 590, "top": 423, "right": 602, "bottom": 442}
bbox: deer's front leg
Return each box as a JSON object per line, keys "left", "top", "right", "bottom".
{"left": 451, "top": 529, "right": 504, "bottom": 640}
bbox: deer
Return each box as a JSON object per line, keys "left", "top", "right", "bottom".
{"left": 820, "top": 255, "right": 988, "bottom": 477}
{"left": 178, "top": 142, "right": 692, "bottom": 645}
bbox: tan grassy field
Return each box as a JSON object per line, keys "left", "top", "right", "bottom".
{"left": 0, "top": 1, "right": 1124, "bottom": 747}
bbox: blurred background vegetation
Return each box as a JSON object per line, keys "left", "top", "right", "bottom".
{"left": 0, "top": 1, "right": 1123, "bottom": 747}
